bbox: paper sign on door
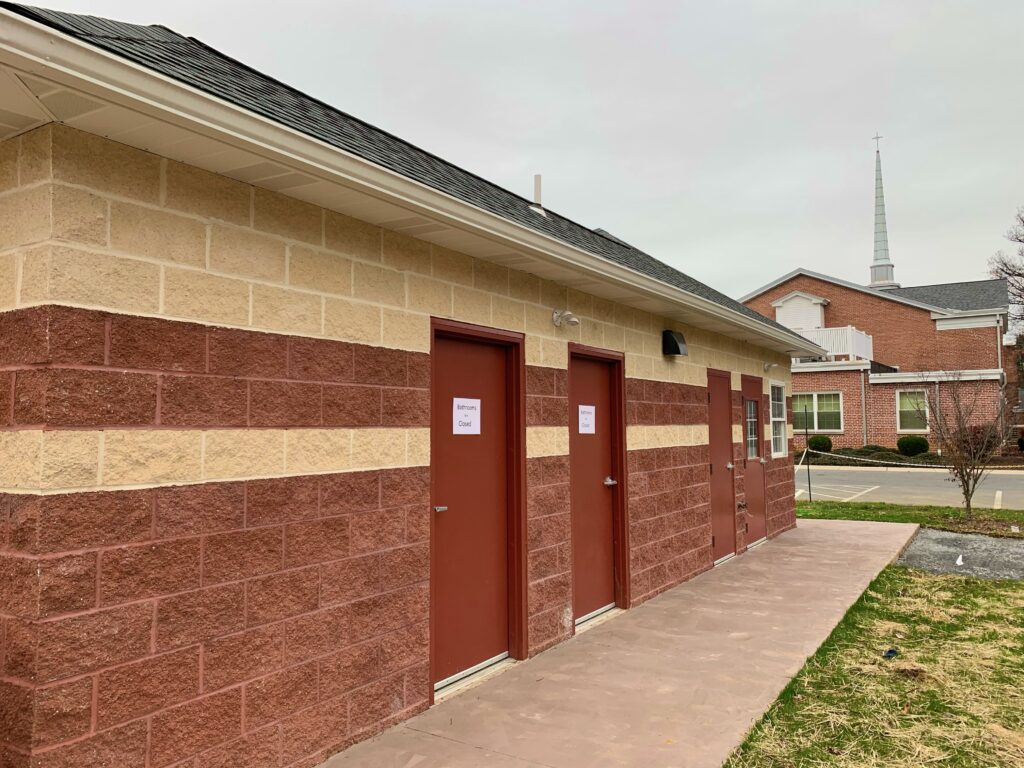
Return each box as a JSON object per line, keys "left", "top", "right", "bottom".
{"left": 578, "top": 404, "right": 596, "bottom": 434}
{"left": 452, "top": 397, "right": 481, "bottom": 435}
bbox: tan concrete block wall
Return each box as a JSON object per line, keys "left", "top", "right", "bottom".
{"left": 0, "top": 427, "right": 429, "bottom": 493}
{"left": 2, "top": 124, "right": 789, "bottom": 389}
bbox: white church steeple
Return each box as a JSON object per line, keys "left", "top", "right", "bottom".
{"left": 869, "top": 134, "right": 899, "bottom": 289}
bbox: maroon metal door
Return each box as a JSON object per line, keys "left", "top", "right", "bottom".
{"left": 707, "top": 370, "right": 736, "bottom": 561}
{"left": 742, "top": 376, "right": 767, "bottom": 543}
{"left": 569, "top": 354, "right": 617, "bottom": 621}
{"left": 431, "top": 334, "right": 509, "bottom": 685}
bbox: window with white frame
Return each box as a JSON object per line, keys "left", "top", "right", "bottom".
{"left": 745, "top": 399, "right": 760, "bottom": 458}
{"left": 897, "top": 390, "right": 928, "bottom": 432}
{"left": 791, "top": 392, "right": 843, "bottom": 432}
{"left": 770, "top": 383, "right": 787, "bottom": 457}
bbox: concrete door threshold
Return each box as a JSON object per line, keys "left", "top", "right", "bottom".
{"left": 435, "top": 657, "right": 519, "bottom": 703}
{"left": 325, "top": 519, "right": 918, "bottom": 768}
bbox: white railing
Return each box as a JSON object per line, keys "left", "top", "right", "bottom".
{"left": 795, "top": 326, "right": 873, "bottom": 361}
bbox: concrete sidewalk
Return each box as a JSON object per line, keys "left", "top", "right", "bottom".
{"left": 327, "top": 519, "right": 918, "bottom": 768}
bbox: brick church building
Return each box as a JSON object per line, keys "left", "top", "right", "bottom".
{"left": 742, "top": 146, "right": 1009, "bottom": 450}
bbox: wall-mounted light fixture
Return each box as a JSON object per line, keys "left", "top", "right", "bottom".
{"left": 552, "top": 310, "right": 580, "bottom": 327}
{"left": 662, "top": 330, "right": 688, "bottom": 356}
{"left": 763, "top": 362, "right": 780, "bottom": 372}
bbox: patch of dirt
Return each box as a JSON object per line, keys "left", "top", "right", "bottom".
{"left": 928, "top": 516, "right": 1024, "bottom": 539}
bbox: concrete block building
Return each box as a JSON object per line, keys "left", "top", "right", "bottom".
{"left": 0, "top": 5, "right": 821, "bottom": 766}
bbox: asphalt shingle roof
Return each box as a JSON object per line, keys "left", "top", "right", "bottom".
{"left": 3, "top": 3, "right": 810, "bottom": 344}
{"left": 886, "top": 279, "right": 1008, "bottom": 312}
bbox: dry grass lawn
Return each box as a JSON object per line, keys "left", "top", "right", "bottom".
{"left": 725, "top": 567, "right": 1024, "bottom": 767}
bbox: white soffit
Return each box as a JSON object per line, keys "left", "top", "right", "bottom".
{"left": 0, "top": 67, "right": 50, "bottom": 137}
{"left": 0, "top": 33, "right": 819, "bottom": 357}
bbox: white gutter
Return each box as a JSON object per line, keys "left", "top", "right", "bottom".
{"left": 928, "top": 307, "right": 1007, "bottom": 319}
{"left": 792, "top": 360, "right": 871, "bottom": 373}
{"left": 0, "top": 9, "right": 823, "bottom": 357}
{"left": 869, "top": 369, "right": 1004, "bottom": 384}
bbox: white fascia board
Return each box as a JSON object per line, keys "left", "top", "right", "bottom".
{"left": 769, "top": 290, "right": 829, "bottom": 308}
{"left": 739, "top": 267, "right": 946, "bottom": 313}
{"left": 869, "top": 369, "right": 1004, "bottom": 384}
{"left": 792, "top": 361, "right": 870, "bottom": 373}
{"left": 931, "top": 309, "right": 1006, "bottom": 331}
{"left": 0, "top": 11, "right": 826, "bottom": 358}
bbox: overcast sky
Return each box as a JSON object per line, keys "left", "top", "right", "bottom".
{"left": 39, "top": 0, "right": 1024, "bottom": 298}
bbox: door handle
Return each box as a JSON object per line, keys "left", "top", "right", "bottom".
{"left": 603, "top": 476, "right": 618, "bottom": 487}
{"left": 433, "top": 505, "right": 448, "bottom": 513}
{"left": 726, "top": 462, "right": 735, "bottom": 471}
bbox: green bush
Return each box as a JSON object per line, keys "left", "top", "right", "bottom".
{"left": 808, "top": 435, "right": 833, "bottom": 453}
{"left": 897, "top": 435, "right": 929, "bottom": 456}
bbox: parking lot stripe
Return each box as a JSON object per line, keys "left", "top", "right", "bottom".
{"left": 994, "top": 490, "right": 1003, "bottom": 509}
{"left": 843, "top": 485, "right": 880, "bottom": 502}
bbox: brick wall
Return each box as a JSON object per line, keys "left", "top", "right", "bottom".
{"left": 0, "top": 123, "right": 798, "bottom": 767}
{"left": 864, "top": 380, "right": 1002, "bottom": 449}
{"left": 789, "top": 367, "right": 1003, "bottom": 451}
{"left": 789, "top": 369, "right": 866, "bottom": 449}
{"left": 744, "top": 274, "right": 1001, "bottom": 372}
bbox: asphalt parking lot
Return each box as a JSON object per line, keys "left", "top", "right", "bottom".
{"left": 897, "top": 528, "right": 1024, "bottom": 580}
{"left": 795, "top": 466, "right": 1024, "bottom": 509}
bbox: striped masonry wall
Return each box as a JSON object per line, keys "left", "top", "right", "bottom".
{"left": 0, "top": 123, "right": 796, "bottom": 768}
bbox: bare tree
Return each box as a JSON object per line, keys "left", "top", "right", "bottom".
{"left": 989, "top": 206, "right": 1024, "bottom": 327}
{"left": 915, "top": 374, "right": 1012, "bottom": 518}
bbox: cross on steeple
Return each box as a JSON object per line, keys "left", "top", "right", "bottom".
{"left": 873, "top": 133, "right": 883, "bottom": 151}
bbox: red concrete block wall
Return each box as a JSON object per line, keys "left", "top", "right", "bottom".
{"left": 0, "top": 470, "right": 430, "bottom": 767}
{"left": 626, "top": 445, "right": 713, "bottom": 603}
{"left": 525, "top": 455, "right": 572, "bottom": 654}
{"left": 743, "top": 275, "right": 1001, "bottom": 372}
{"left": 0, "top": 305, "right": 801, "bottom": 766}
{"left": 524, "top": 366, "right": 573, "bottom": 653}
{"left": 1, "top": 306, "right": 430, "bottom": 432}
{"left": 623, "top": 378, "right": 797, "bottom": 602}
{"left": 625, "top": 378, "right": 714, "bottom": 602}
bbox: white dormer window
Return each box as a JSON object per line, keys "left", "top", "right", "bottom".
{"left": 771, "top": 291, "right": 828, "bottom": 331}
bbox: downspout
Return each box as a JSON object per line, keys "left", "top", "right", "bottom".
{"left": 996, "top": 320, "right": 1005, "bottom": 440}
{"left": 997, "top": 320, "right": 1003, "bottom": 372}
{"left": 860, "top": 369, "right": 868, "bottom": 446}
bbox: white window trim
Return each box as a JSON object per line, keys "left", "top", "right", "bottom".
{"left": 792, "top": 391, "right": 844, "bottom": 434}
{"left": 896, "top": 389, "right": 930, "bottom": 434}
{"left": 770, "top": 381, "right": 788, "bottom": 458}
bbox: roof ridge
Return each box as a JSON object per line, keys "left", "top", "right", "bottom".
{"left": 896, "top": 277, "right": 1005, "bottom": 289}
